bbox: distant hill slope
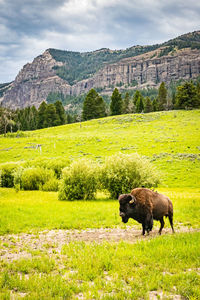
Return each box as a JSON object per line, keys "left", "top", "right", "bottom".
{"left": 1, "top": 30, "right": 200, "bottom": 109}
{"left": 0, "top": 110, "right": 200, "bottom": 188}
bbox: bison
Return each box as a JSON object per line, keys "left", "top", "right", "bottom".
{"left": 119, "top": 188, "right": 175, "bottom": 235}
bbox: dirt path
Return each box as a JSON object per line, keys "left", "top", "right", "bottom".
{"left": 0, "top": 226, "right": 199, "bottom": 262}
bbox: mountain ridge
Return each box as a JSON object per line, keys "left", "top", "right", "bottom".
{"left": 1, "top": 30, "right": 200, "bottom": 109}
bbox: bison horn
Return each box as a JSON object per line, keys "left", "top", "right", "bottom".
{"left": 129, "top": 195, "right": 136, "bottom": 204}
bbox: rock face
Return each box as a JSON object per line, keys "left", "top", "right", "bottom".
{"left": 83, "top": 48, "right": 200, "bottom": 93}
{"left": 1, "top": 47, "right": 200, "bottom": 109}
{"left": 1, "top": 50, "right": 71, "bottom": 109}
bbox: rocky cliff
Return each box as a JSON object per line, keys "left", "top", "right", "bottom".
{"left": 1, "top": 32, "right": 200, "bottom": 109}
{"left": 84, "top": 48, "right": 200, "bottom": 93}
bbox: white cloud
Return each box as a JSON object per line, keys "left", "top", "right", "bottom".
{"left": 0, "top": 0, "right": 199, "bottom": 82}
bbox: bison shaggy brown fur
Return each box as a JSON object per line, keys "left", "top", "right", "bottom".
{"left": 119, "top": 188, "right": 175, "bottom": 235}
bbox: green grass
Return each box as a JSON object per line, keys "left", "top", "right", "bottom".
{"left": 0, "top": 187, "right": 199, "bottom": 235}
{"left": 0, "top": 110, "right": 200, "bottom": 188}
{"left": 0, "top": 110, "right": 200, "bottom": 299}
{"left": 0, "top": 233, "right": 199, "bottom": 299}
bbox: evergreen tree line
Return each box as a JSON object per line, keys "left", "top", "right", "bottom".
{"left": 82, "top": 80, "right": 200, "bottom": 120}
{"left": 0, "top": 101, "right": 67, "bottom": 135}
{"left": 1, "top": 80, "right": 200, "bottom": 135}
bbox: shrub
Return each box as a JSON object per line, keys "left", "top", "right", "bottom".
{"left": 13, "top": 167, "right": 24, "bottom": 192}
{"left": 58, "top": 159, "right": 99, "bottom": 200}
{"left": 99, "top": 153, "right": 160, "bottom": 198}
{"left": 24, "top": 157, "right": 70, "bottom": 178}
{"left": 42, "top": 178, "right": 59, "bottom": 192}
{"left": 0, "top": 162, "right": 22, "bottom": 188}
{"left": 19, "top": 167, "right": 57, "bottom": 191}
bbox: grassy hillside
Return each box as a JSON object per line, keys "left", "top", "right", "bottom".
{"left": 0, "top": 110, "right": 200, "bottom": 188}
{"left": 0, "top": 110, "right": 200, "bottom": 300}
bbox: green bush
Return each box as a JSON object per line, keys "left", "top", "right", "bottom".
{"left": 58, "top": 159, "right": 99, "bottom": 200}
{"left": 13, "top": 167, "right": 24, "bottom": 192}
{"left": 42, "top": 178, "right": 59, "bottom": 192}
{"left": 0, "top": 162, "right": 22, "bottom": 188}
{"left": 19, "top": 167, "right": 57, "bottom": 191}
{"left": 99, "top": 153, "right": 160, "bottom": 198}
{"left": 24, "top": 157, "right": 70, "bottom": 178}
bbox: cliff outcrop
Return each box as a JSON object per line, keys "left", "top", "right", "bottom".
{"left": 1, "top": 46, "right": 200, "bottom": 109}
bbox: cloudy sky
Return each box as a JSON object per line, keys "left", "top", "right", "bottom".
{"left": 0, "top": 0, "right": 199, "bottom": 83}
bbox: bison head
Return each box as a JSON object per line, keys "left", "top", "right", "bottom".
{"left": 118, "top": 193, "right": 136, "bottom": 223}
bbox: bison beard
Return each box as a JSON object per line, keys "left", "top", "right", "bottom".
{"left": 118, "top": 188, "right": 174, "bottom": 235}
{"left": 118, "top": 193, "right": 154, "bottom": 235}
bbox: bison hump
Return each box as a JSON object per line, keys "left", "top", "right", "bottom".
{"left": 131, "top": 188, "right": 153, "bottom": 211}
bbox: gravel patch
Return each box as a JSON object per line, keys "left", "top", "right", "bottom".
{"left": 0, "top": 226, "right": 199, "bottom": 262}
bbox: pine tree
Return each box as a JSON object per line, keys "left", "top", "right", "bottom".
{"left": 93, "top": 95, "right": 106, "bottom": 119}
{"left": 136, "top": 97, "right": 144, "bottom": 113}
{"left": 54, "top": 101, "right": 66, "bottom": 125}
{"left": 171, "top": 91, "right": 176, "bottom": 109}
{"left": 30, "top": 106, "right": 38, "bottom": 130}
{"left": 110, "top": 88, "right": 123, "bottom": 115}
{"left": 157, "top": 82, "right": 167, "bottom": 111}
{"left": 66, "top": 114, "right": 73, "bottom": 124}
{"left": 175, "top": 81, "right": 199, "bottom": 109}
{"left": 44, "top": 104, "right": 59, "bottom": 127}
{"left": 22, "top": 108, "right": 30, "bottom": 130}
{"left": 144, "top": 97, "right": 153, "bottom": 113}
{"left": 82, "top": 89, "right": 106, "bottom": 120}
{"left": 133, "top": 90, "right": 142, "bottom": 105}
{"left": 82, "top": 89, "right": 97, "bottom": 120}
{"left": 38, "top": 101, "right": 47, "bottom": 129}
{"left": 152, "top": 98, "right": 158, "bottom": 111}
{"left": 196, "top": 81, "right": 200, "bottom": 106}
{"left": 123, "top": 92, "right": 131, "bottom": 114}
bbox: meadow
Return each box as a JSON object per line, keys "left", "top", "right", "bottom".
{"left": 0, "top": 110, "right": 200, "bottom": 187}
{"left": 0, "top": 187, "right": 200, "bottom": 235}
{"left": 0, "top": 110, "right": 200, "bottom": 299}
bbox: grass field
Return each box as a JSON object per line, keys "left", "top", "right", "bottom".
{"left": 0, "top": 110, "right": 200, "bottom": 187}
{"left": 0, "top": 110, "right": 200, "bottom": 299}
{"left": 0, "top": 187, "right": 200, "bottom": 235}
{"left": 1, "top": 233, "right": 200, "bottom": 299}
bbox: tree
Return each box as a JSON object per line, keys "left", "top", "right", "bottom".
{"left": 54, "top": 101, "right": 66, "bottom": 125}
{"left": 82, "top": 89, "right": 106, "bottom": 120}
{"left": 133, "top": 90, "right": 142, "bottom": 105}
{"left": 37, "top": 101, "right": 47, "bottom": 129}
{"left": 136, "top": 97, "right": 144, "bottom": 113}
{"left": 30, "top": 106, "right": 38, "bottom": 130}
{"left": 93, "top": 95, "right": 106, "bottom": 119}
{"left": 0, "top": 108, "right": 15, "bottom": 135}
{"left": 152, "top": 98, "right": 158, "bottom": 111}
{"left": 196, "top": 81, "right": 200, "bottom": 106}
{"left": 66, "top": 114, "right": 73, "bottom": 124}
{"left": 175, "top": 81, "right": 199, "bottom": 109}
{"left": 82, "top": 89, "right": 95, "bottom": 120}
{"left": 144, "top": 97, "right": 153, "bottom": 113}
{"left": 110, "top": 88, "right": 123, "bottom": 115}
{"left": 44, "top": 104, "right": 59, "bottom": 127}
{"left": 157, "top": 82, "right": 167, "bottom": 111}
{"left": 123, "top": 92, "right": 131, "bottom": 114}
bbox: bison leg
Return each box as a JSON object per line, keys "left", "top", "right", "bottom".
{"left": 145, "top": 213, "right": 153, "bottom": 235}
{"left": 159, "top": 217, "right": 165, "bottom": 235}
{"left": 142, "top": 223, "right": 145, "bottom": 235}
{"left": 169, "top": 214, "right": 175, "bottom": 233}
